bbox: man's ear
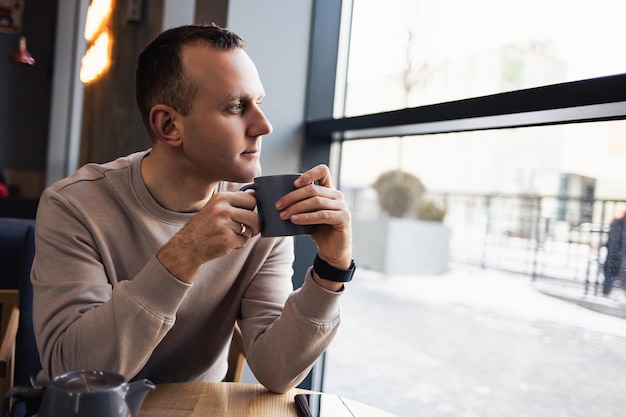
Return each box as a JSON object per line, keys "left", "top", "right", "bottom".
{"left": 149, "top": 105, "right": 181, "bottom": 147}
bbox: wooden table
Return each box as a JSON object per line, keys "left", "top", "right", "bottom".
{"left": 138, "top": 382, "right": 397, "bottom": 417}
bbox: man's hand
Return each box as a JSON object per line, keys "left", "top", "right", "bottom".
{"left": 274, "top": 165, "right": 353, "bottom": 291}
{"left": 156, "top": 191, "right": 260, "bottom": 283}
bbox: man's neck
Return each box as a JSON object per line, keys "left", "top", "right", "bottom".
{"left": 140, "top": 152, "right": 216, "bottom": 213}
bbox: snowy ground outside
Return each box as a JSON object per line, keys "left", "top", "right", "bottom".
{"left": 323, "top": 264, "right": 626, "bottom": 417}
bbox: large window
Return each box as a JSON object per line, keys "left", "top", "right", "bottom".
{"left": 344, "top": 0, "right": 626, "bottom": 117}
{"left": 305, "top": 2, "right": 626, "bottom": 417}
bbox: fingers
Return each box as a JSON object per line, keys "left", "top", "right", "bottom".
{"left": 229, "top": 189, "right": 258, "bottom": 212}
{"left": 237, "top": 222, "right": 248, "bottom": 236}
{"left": 279, "top": 192, "right": 348, "bottom": 227}
{"left": 295, "top": 164, "right": 334, "bottom": 189}
{"left": 158, "top": 191, "right": 259, "bottom": 282}
{"left": 233, "top": 221, "right": 255, "bottom": 239}
{"left": 228, "top": 192, "right": 260, "bottom": 238}
{"left": 191, "top": 191, "right": 260, "bottom": 245}
{"left": 278, "top": 166, "right": 352, "bottom": 264}
{"left": 276, "top": 165, "right": 344, "bottom": 221}
{"left": 275, "top": 188, "right": 350, "bottom": 240}
{"left": 224, "top": 207, "right": 259, "bottom": 240}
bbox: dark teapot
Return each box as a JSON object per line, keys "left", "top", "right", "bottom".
{"left": 2, "top": 370, "right": 155, "bottom": 417}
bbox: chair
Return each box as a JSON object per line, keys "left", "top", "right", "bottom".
{"left": 225, "top": 323, "right": 246, "bottom": 382}
{"left": 0, "top": 290, "right": 19, "bottom": 398}
{"left": 0, "top": 218, "right": 41, "bottom": 416}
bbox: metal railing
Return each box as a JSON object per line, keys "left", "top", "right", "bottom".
{"left": 347, "top": 188, "right": 626, "bottom": 294}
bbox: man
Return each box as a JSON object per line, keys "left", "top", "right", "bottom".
{"left": 603, "top": 212, "right": 624, "bottom": 296}
{"left": 31, "top": 24, "right": 354, "bottom": 393}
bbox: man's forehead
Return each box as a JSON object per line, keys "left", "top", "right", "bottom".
{"left": 180, "top": 45, "right": 265, "bottom": 101}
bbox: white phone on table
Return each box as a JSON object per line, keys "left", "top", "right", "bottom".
{"left": 294, "top": 393, "right": 356, "bottom": 417}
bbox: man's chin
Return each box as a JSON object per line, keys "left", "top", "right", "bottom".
{"left": 229, "top": 165, "right": 261, "bottom": 184}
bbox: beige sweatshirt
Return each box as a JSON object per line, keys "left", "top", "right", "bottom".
{"left": 31, "top": 150, "right": 341, "bottom": 393}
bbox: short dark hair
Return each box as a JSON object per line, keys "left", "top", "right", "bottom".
{"left": 135, "top": 24, "right": 245, "bottom": 135}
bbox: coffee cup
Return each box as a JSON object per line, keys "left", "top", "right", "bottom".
{"left": 240, "top": 174, "right": 316, "bottom": 237}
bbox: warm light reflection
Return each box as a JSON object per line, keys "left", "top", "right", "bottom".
{"left": 81, "top": 0, "right": 114, "bottom": 84}
{"left": 80, "top": 31, "right": 111, "bottom": 84}
{"left": 84, "top": 0, "right": 113, "bottom": 42}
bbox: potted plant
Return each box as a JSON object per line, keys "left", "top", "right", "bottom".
{"left": 352, "top": 170, "right": 450, "bottom": 275}
{"left": 372, "top": 170, "right": 425, "bottom": 218}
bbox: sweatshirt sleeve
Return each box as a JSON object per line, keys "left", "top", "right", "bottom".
{"left": 32, "top": 189, "right": 191, "bottom": 381}
{"left": 240, "top": 238, "right": 342, "bottom": 393}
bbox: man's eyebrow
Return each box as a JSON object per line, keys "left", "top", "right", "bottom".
{"left": 218, "top": 92, "right": 241, "bottom": 106}
{"left": 220, "top": 92, "right": 265, "bottom": 105}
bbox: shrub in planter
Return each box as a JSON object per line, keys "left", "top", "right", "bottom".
{"left": 354, "top": 170, "right": 450, "bottom": 274}
{"left": 415, "top": 199, "right": 446, "bottom": 222}
{"left": 372, "top": 170, "right": 425, "bottom": 218}
{"left": 372, "top": 170, "right": 445, "bottom": 221}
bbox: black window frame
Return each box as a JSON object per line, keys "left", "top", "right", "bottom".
{"left": 302, "top": 0, "right": 626, "bottom": 170}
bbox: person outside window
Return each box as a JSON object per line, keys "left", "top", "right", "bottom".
{"left": 603, "top": 211, "right": 625, "bottom": 296}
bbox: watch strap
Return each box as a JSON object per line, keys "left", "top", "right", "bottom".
{"left": 313, "top": 254, "right": 356, "bottom": 283}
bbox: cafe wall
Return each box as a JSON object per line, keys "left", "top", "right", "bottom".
{"left": 79, "top": 0, "right": 163, "bottom": 166}
{"left": 0, "top": 0, "right": 57, "bottom": 197}
{"left": 78, "top": 0, "right": 235, "bottom": 166}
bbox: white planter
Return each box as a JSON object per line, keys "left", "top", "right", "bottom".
{"left": 352, "top": 217, "right": 450, "bottom": 275}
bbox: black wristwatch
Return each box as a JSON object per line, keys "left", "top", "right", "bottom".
{"left": 313, "top": 254, "right": 356, "bottom": 283}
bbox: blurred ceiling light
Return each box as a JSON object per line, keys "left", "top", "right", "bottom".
{"left": 80, "top": 31, "right": 111, "bottom": 84}
{"left": 9, "top": 36, "right": 35, "bottom": 65}
{"left": 84, "top": 0, "right": 113, "bottom": 43}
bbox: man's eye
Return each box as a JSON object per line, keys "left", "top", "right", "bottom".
{"left": 231, "top": 103, "right": 243, "bottom": 111}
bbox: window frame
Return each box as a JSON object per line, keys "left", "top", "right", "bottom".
{"left": 303, "top": 0, "right": 626, "bottom": 168}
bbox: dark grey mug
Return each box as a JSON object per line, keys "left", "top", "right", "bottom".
{"left": 240, "top": 174, "right": 316, "bottom": 237}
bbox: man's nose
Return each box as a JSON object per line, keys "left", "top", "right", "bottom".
{"left": 249, "top": 106, "right": 273, "bottom": 137}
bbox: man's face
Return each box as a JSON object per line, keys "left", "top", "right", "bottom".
{"left": 176, "top": 44, "right": 272, "bottom": 184}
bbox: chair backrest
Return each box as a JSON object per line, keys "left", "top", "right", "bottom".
{"left": 0, "top": 218, "right": 41, "bottom": 389}
{"left": 0, "top": 289, "right": 19, "bottom": 398}
{"left": 225, "top": 323, "right": 245, "bottom": 382}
